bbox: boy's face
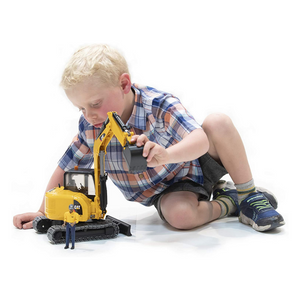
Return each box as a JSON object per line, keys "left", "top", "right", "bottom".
{"left": 66, "top": 74, "right": 134, "bottom": 128}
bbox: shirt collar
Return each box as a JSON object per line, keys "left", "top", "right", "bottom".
{"left": 126, "top": 84, "right": 147, "bottom": 131}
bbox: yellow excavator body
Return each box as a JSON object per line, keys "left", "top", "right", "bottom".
{"left": 45, "top": 187, "right": 94, "bottom": 222}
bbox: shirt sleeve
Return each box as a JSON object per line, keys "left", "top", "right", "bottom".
{"left": 64, "top": 212, "right": 67, "bottom": 223}
{"left": 58, "top": 115, "right": 94, "bottom": 171}
{"left": 162, "top": 97, "right": 201, "bottom": 142}
{"left": 75, "top": 213, "right": 79, "bottom": 223}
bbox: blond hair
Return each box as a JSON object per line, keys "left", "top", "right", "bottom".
{"left": 60, "top": 44, "right": 130, "bottom": 89}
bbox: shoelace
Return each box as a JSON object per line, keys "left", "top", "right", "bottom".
{"left": 247, "top": 195, "right": 272, "bottom": 211}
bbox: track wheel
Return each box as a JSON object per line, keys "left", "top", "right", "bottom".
{"left": 33, "top": 216, "right": 53, "bottom": 233}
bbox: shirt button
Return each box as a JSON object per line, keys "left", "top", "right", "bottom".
{"left": 138, "top": 174, "right": 144, "bottom": 179}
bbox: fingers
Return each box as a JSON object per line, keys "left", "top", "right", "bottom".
{"left": 130, "top": 135, "right": 155, "bottom": 159}
{"left": 143, "top": 141, "right": 157, "bottom": 161}
{"left": 13, "top": 214, "right": 23, "bottom": 229}
{"left": 13, "top": 212, "right": 44, "bottom": 229}
{"left": 130, "top": 134, "right": 168, "bottom": 167}
{"left": 23, "top": 220, "right": 33, "bottom": 229}
{"left": 130, "top": 134, "right": 149, "bottom": 147}
{"left": 13, "top": 213, "right": 32, "bottom": 229}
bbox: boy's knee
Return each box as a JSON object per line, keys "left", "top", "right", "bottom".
{"left": 202, "top": 113, "right": 233, "bottom": 135}
{"left": 161, "top": 193, "right": 197, "bottom": 230}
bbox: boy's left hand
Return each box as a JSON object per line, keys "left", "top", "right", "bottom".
{"left": 131, "top": 134, "right": 169, "bottom": 168}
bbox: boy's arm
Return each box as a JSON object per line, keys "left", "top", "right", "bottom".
{"left": 132, "top": 128, "right": 209, "bottom": 168}
{"left": 13, "top": 116, "right": 90, "bottom": 230}
{"left": 13, "top": 166, "right": 65, "bottom": 229}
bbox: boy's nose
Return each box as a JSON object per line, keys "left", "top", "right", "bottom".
{"left": 85, "top": 109, "right": 97, "bottom": 120}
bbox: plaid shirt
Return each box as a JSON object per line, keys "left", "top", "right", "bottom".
{"left": 58, "top": 84, "right": 204, "bottom": 206}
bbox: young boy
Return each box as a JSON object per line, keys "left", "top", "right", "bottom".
{"left": 13, "top": 44, "right": 284, "bottom": 232}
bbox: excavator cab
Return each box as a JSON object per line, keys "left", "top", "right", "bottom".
{"left": 64, "top": 168, "right": 95, "bottom": 200}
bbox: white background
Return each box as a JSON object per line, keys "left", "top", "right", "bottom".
{"left": 1, "top": 1, "right": 299, "bottom": 299}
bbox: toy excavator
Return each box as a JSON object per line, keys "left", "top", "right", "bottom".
{"left": 33, "top": 112, "right": 147, "bottom": 244}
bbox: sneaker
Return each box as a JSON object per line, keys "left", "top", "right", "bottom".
{"left": 213, "top": 181, "right": 280, "bottom": 217}
{"left": 239, "top": 192, "right": 285, "bottom": 232}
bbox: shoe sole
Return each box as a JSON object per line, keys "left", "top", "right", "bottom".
{"left": 239, "top": 212, "right": 285, "bottom": 232}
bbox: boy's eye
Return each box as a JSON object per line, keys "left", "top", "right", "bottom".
{"left": 78, "top": 101, "right": 102, "bottom": 112}
{"left": 91, "top": 102, "right": 101, "bottom": 108}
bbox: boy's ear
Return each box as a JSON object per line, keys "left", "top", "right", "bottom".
{"left": 119, "top": 73, "right": 132, "bottom": 94}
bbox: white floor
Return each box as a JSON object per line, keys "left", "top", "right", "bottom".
{"left": 5, "top": 179, "right": 297, "bottom": 300}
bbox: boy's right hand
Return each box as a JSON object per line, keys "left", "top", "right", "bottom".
{"left": 13, "top": 211, "right": 44, "bottom": 229}
{"left": 130, "top": 134, "right": 170, "bottom": 168}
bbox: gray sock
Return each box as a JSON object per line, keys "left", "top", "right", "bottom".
{"left": 235, "top": 179, "right": 256, "bottom": 204}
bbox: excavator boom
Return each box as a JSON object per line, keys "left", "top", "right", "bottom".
{"left": 93, "top": 112, "right": 147, "bottom": 219}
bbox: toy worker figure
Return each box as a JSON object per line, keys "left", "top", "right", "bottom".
{"left": 62, "top": 204, "right": 79, "bottom": 249}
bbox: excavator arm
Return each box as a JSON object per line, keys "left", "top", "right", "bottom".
{"left": 93, "top": 112, "right": 147, "bottom": 219}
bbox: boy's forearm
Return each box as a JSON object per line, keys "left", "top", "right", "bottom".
{"left": 167, "top": 129, "right": 209, "bottom": 164}
{"left": 39, "top": 165, "right": 65, "bottom": 214}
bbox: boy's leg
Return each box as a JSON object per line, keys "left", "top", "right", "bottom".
{"left": 160, "top": 191, "right": 222, "bottom": 230}
{"left": 202, "top": 113, "right": 284, "bottom": 231}
{"left": 202, "top": 113, "right": 252, "bottom": 184}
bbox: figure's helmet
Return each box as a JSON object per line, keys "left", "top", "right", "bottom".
{"left": 69, "top": 204, "right": 74, "bottom": 210}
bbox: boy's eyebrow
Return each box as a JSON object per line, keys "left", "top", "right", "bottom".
{"left": 92, "top": 98, "right": 103, "bottom": 103}
{"left": 71, "top": 98, "right": 104, "bottom": 110}
{"left": 89, "top": 98, "right": 103, "bottom": 104}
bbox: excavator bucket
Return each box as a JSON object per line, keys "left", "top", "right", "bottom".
{"left": 123, "top": 144, "right": 147, "bottom": 173}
